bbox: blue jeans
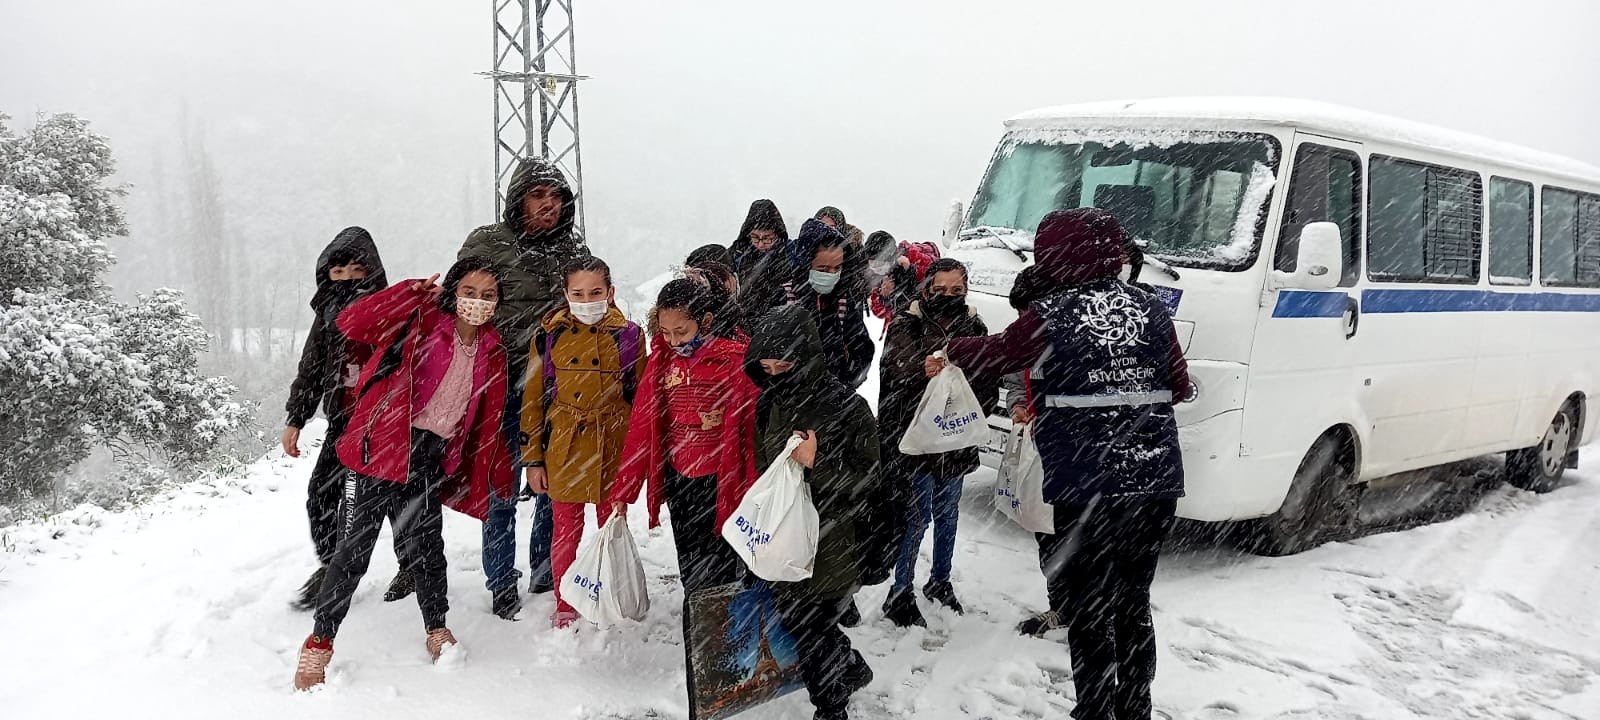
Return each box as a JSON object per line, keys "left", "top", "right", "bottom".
{"left": 893, "top": 470, "right": 963, "bottom": 593}
{"left": 482, "top": 356, "right": 553, "bottom": 593}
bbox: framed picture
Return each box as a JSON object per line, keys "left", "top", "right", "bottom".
{"left": 684, "top": 580, "right": 805, "bottom": 720}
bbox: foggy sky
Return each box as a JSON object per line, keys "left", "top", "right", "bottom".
{"left": 3, "top": 0, "right": 1599, "bottom": 309}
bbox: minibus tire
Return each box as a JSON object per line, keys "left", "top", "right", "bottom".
{"left": 1506, "top": 404, "right": 1577, "bottom": 494}
{"left": 1255, "top": 434, "right": 1351, "bottom": 556}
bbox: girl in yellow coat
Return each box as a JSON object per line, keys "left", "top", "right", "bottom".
{"left": 521, "top": 256, "right": 643, "bottom": 627}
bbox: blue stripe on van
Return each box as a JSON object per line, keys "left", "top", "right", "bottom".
{"left": 1272, "top": 290, "right": 1349, "bottom": 318}
{"left": 1272, "top": 288, "right": 1600, "bottom": 317}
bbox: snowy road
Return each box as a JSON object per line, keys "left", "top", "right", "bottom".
{"left": 3, "top": 422, "right": 1598, "bottom": 720}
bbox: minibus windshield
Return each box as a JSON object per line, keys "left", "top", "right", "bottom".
{"left": 968, "top": 132, "right": 1279, "bottom": 270}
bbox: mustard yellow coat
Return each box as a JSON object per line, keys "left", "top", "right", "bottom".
{"left": 520, "top": 306, "right": 642, "bottom": 504}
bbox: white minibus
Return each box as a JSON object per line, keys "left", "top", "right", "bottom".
{"left": 943, "top": 97, "right": 1600, "bottom": 553}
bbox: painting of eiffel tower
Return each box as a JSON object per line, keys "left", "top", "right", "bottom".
{"left": 685, "top": 581, "right": 805, "bottom": 720}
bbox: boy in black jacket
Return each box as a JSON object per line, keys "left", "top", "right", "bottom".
{"left": 282, "top": 227, "right": 409, "bottom": 610}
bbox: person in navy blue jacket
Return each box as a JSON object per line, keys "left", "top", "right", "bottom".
{"left": 938, "top": 208, "right": 1191, "bottom": 720}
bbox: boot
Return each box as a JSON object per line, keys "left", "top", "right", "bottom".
{"left": 382, "top": 569, "right": 415, "bottom": 602}
{"left": 291, "top": 566, "right": 326, "bottom": 611}
{"left": 922, "top": 580, "right": 964, "bottom": 615}
{"left": 551, "top": 609, "right": 581, "bottom": 629}
{"left": 293, "top": 634, "right": 333, "bottom": 690}
{"left": 881, "top": 589, "right": 927, "bottom": 628}
{"left": 529, "top": 575, "right": 554, "bottom": 595}
{"left": 838, "top": 598, "right": 862, "bottom": 628}
{"left": 1015, "top": 610, "right": 1065, "bottom": 638}
{"left": 425, "top": 628, "right": 458, "bottom": 662}
{"left": 492, "top": 585, "right": 522, "bottom": 621}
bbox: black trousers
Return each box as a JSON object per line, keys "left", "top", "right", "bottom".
{"left": 306, "top": 418, "right": 404, "bottom": 566}
{"left": 1036, "top": 496, "right": 1176, "bottom": 720}
{"left": 664, "top": 464, "right": 746, "bottom": 595}
{"left": 772, "top": 591, "right": 868, "bottom": 714}
{"left": 314, "top": 429, "right": 451, "bottom": 637}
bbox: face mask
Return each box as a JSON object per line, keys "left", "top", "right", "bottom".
{"left": 868, "top": 260, "right": 892, "bottom": 276}
{"left": 569, "top": 299, "right": 609, "bottom": 326}
{"left": 923, "top": 293, "right": 967, "bottom": 319}
{"left": 1118, "top": 263, "right": 1133, "bottom": 282}
{"left": 672, "top": 334, "right": 705, "bottom": 358}
{"left": 809, "top": 269, "right": 841, "bottom": 295}
{"left": 455, "top": 297, "right": 497, "bottom": 326}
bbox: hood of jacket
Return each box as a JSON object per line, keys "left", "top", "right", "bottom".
{"left": 784, "top": 218, "right": 869, "bottom": 303}
{"left": 743, "top": 304, "right": 851, "bottom": 425}
{"left": 502, "top": 157, "right": 579, "bottom": 246}
{"left": 730, "top": 199, "right": 790, "bottom": 261}
{"left": 311, "top": 226, "right": 388, "bottom": 312}
{"left": 1033, "top": 207, "right": 1127, "bottom": 289}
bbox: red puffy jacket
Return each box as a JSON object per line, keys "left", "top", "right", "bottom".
{"left": 610, "top": 334, "right": 760, "bottom": 530}
{"left": 870, "top": 241, "right": 941, "bottom": 324}
{"left": 334, "top": 281, "right": 514, "bottom": 521}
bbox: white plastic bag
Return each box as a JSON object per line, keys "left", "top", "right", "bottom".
{"left": 995, "top": 424, "right": 1055, "bottom": 534}
{"left": 560, "top": 514, "right": 650, "bottom": 625}
{"left": 721, "top": 435, "right": 820, "bottom": 581}
{"left": 898, "top": 353, "right": 990, "bottom": 455}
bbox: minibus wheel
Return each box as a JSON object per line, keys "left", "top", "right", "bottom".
{"left": 1255, "top": 433, "right": 1354, "bottom": 556}
{"left": 1506, "top": 403, "right": 1578, "bottom": 493}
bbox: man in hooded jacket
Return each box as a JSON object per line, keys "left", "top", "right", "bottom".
{"left": 745, "top": 305, "right": 882, "bottom": 720}
{"left": 459, "top": 157, "right": 589, "bottom": 619}
{"left": 940, "top": 208, "right": 1191, "bottom": 720}
{"left": 283, "top": 226, "right": 412, "bottom": 609}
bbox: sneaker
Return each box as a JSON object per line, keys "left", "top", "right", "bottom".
{"left": 881, "top": 589, "right": 927, "bottom": 628}
{"left": 491, "top": 585, "right": 522, "bottom": 621}
{"left": 425, "top": 628, "right": 457, "bottom": 662}
{"left": 382, "top": 569, "right": 415, "bottom": 602}
{"left": 551, "top": 609, "right": 581, "bottom": 629}
{"left": 922, "top": 580, "right": 964, "bottom": 615}
{"left": 838, "top": 598, "right": 862, "bottom": 628}
{"left": 293, "top": 634, "right": 334, "bottom": 690}
{"left": 528, "top": 576, "right": 555, "bottom": 595}
{"left": 813, "top": 708, "right": 848, "bottom": 720}
{"left": 844, "top": 653, "right": 874, "bottom": 695}
{"left": 291, "top": 566, "right": 326, "bottom": 611}
{"left": 1015, "top": 610, "right": 1065, "bottom": 637}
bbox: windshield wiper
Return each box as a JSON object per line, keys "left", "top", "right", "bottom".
{"left": 960, "top": 226, "right": 1029, "bottom": 261}
{"left": 1143, "top": 255, "right": 1181, "bottom": 281}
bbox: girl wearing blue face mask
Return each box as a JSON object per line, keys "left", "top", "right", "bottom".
{"left": 610, "top": 279, "right": 762, "bottom": 614}
{"left": 784, "top": 218, "right": 876, "bottom": 391}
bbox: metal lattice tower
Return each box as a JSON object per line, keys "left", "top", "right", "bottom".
{"left": 485, "top": 0, "right": 588, "bottom": 235}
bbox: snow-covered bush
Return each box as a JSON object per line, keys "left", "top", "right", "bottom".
{"left": 0, "top": 111, "right": 247, "bottom": 506}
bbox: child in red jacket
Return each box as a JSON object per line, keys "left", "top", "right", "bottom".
{"left": 609, "top": 279, "right": 760, "bottom": 599}
{"left": 294, "top": 256, "right": 513, "bottom": 691}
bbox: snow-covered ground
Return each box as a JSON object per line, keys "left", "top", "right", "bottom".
{"left": 3, "top": 418, "right": 1598, "bottom": 720}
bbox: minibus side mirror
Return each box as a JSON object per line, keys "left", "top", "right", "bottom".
{"left": 942, "top": 199, "right": 965, "bottom": 248}
{"left": 1274, "top": 222, "right": 1342, "bottom": 291}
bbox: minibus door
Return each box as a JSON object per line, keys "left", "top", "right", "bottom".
{"left": 1241, "top": 135, "right": 1365, "bottom": 466}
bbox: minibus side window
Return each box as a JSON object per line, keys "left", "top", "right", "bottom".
{"left": 1368, "top": 156, "right": 1482, "bottom": 284}
{"left": 1541, "top": 188, "right": 1600, "bottom": 288}
{"left": 1488, "top": 178, "right": 1534, "bottom": 286}
{"left": 1277, "top": 144, "right": 1362, "bottom": 286}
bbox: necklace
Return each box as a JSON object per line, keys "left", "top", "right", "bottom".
{"left": 455, "top": 328, "right": 479, "bottom": 357}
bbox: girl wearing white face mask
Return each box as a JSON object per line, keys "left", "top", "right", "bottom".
{"left": 296, "top": 255, "right": 513, "bottom": 690}
{"left": 519, "top": 255, "right": 645, "bottom": 627}
{"left": 784, "top": 218, "right": 877, "bottom": 391}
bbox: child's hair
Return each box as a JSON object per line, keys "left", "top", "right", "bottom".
{"left": 684, "top": 260, "right": 735, "bottom": 291}
{"left": 686, "top": 244, "right": 735, "bottom": 270}
{"left": 439, "top": 255, "right": 504, "bottom": 315}
{"left": 922, "top": 258, "right": 969, "bottom": 289}
{"left": 656, "top": 278, "right": 733, "bottom": 337}
{"left": 864, "top": 230, "right": 897, "bottom": 259}
{"left": 563, "top": 254, "right": 612, "bottom": 287}
{"left": 327, "top": 247, "right": 365, "bottom": 270}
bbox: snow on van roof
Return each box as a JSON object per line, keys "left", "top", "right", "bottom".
{"left": 1008, "top": 97, "right": 1600, "bottom": 185}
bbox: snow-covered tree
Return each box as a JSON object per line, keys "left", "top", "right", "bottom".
{"left": 0, "top": 111, "right": 247, "bottom": 505}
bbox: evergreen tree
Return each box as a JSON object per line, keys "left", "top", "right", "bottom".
{"left": 0, "top": 111, "right": 247, "bottom": 505}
